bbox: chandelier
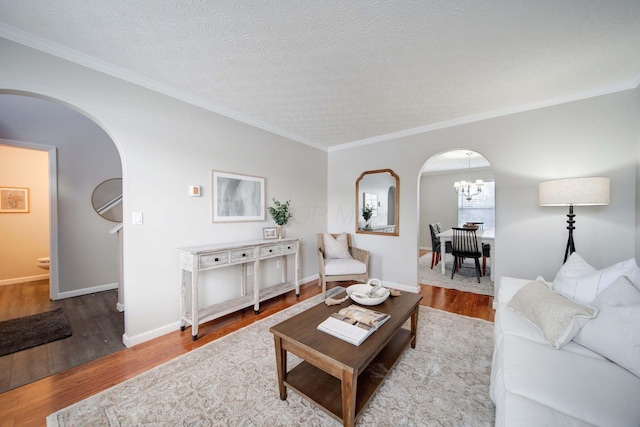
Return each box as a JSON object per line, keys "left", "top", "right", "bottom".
{"left": 453, "top": 152, "right": 484, "bottom": 201}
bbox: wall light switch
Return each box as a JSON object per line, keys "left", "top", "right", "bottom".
{"left": 189, "top": 185, "right": 201, "bottom": 197}
{"left": 132, "top": 212, "right": 143, "bottom": 225}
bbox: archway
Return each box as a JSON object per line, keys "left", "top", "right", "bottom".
{"left": 417, "top": 149, "right": 494, "bottom": 292}
{"left": 0, "top": 91, "right": 125, "bottom": 391}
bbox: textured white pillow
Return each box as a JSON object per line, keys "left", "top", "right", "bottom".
{"left": 571, "top": 259, "right": 640, "bottom": 305}
{"left": 552, "top": 252, "right": 596, "bottom": 300}
{"left": 573, "top": 276, "right": 640, "bottom": 377}
{"left": 508, "top": 280, "right": 598, "bottom": 349}
{"left": 323, "top": 233, "right": 352, "bottom": 259}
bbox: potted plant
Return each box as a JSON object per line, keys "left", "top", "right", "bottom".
{"left": 268, "top": 198, "right": 292, "bottom": 239}
{"left": 362, "top": 204, "right": 373, "bottom": 229}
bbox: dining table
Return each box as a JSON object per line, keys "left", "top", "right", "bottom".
{"left": 436, "top": 228, "right": 495, "bottom": 281}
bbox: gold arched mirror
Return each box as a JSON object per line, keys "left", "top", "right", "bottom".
{"left": 356, "top": 169, "right": 399, "bottom": 236}
{"left": 91, "top": 178, "right": 123, "bottom": 222}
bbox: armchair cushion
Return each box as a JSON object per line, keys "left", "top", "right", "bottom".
{"left": 323, "top": 233, "right": 353, "bottom": 259}
{"left": 325, "top": 258, "right": 367, "bottom": 276}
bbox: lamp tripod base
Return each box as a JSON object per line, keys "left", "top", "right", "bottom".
{"left": 563, "top": 205, "right": 576, "bottom": 263}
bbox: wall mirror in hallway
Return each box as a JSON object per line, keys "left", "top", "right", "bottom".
{"left": 91, "top": 178, "right": 123, "bottom": 222}
{"left": 356, "top": 169, "right": 399, "bottom": 236}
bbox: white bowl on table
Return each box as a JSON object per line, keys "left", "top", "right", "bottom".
{"left": 346, "top": 279, "right": 390, "bottom": 306}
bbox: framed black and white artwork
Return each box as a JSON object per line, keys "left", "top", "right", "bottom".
{"left": 212, "top": 171, "right": 265, "bottom": 222}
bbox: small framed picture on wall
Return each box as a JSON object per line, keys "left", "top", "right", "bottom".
{"left": 0, "top": 187, "right": 29, "bottom": 213}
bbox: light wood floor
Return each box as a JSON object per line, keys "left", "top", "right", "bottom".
{"left": 0, "top": 257, "right": 494, "bottom": 427}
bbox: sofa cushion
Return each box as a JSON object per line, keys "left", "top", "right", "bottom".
{"left": 569, "top": 258, "right": 640, "bottom": 305}
{"left": 495, "top": 392, "right": 597, "bottom": 427}
{"left": 508, "top": 280, "right": 598, "bottom": 349}
{"left": 494, "top": 334, "right": 640, "bottom": 427}
{"left": 323, "top": 233, "right": 352, "bottom": 259}
{"left": 324, "top": 258, "right": 366, "bottom": 275}
{"left": 498, "top": 276, "right": 548, "bottom": 304}
{"left": 574, "top": 275, "right": 640, "bottom": 377}
{"left": 552, "top": 252, "right": 596, "bottom": 299}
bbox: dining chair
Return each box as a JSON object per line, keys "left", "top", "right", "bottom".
{"left": 450, "top": 227, "right": 483, "bottom": 283}
{"left": 482, "top": 243, "right": 490, "bottom": 276}
{"left": 429, "top": 223, "right": 451, "bottom": 269}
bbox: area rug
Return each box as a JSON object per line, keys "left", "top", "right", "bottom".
{"left": 0, "top": 308, "right": 72, "bottom": 357}
{"left": 419, "top": 253, "right": 494, "bottom": 296}
{"left": 47, "top": 289, "right": 495, "bottom": 426}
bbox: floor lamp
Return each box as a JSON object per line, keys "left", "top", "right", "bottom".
{"left": 539, "top": 177, "right": 610, "bottom": 263}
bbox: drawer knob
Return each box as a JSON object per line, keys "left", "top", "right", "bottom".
{"left": 242, "top": 253, "right": 246, "bottom": 257}
{"left": 269, "top": 249, "right": 273, "bottom": 253}
{"left": 214, "top": 257, "right": 219, "bottom": 262}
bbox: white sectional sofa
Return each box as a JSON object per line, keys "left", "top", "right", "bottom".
{"left": 490, "top": 254, "right": 640, "bottom": 427}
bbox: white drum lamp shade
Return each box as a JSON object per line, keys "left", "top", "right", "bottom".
{"left": 539, "top": 177, "right": 610, "bottom": 263}
{"left": 539, "top": 177, "right": 610, "bottom": 207}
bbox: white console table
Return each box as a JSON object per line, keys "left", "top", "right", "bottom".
{"left": 178, "top": 238, "right": 300, "bottom": 340}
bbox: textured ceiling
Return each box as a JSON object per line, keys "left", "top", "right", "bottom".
{"left": 1, "top": 1, "right": 639, "bottom": 151}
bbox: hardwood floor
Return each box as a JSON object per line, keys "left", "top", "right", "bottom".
{"left": 0, "top": 280, "right": 125, "bottom": 393}
{"left": 0, "top": 266, "right": 494, "bottom": 427}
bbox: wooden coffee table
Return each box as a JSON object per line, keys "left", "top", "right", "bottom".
{"left": 269, "top": 290, "right": 422, "bottom": 427}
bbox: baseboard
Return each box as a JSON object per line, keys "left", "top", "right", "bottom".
{"left": 383, "top": 280, "right": 421, "bottom": 293}
{"left": 123, "top": 322, "right": 180, "bottom": 348}
{"left": 0, "top": 273, "right": 50, "bottom": 286}
{"left": 56, "top": 282, "right": 118, "bottom": 299}
{"left": 124, "top": 277, "right": 319, "bottom": 347}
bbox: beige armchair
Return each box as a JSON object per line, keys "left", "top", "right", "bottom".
{"left": 317, "top": 233, "right": 369, "bottom": 297}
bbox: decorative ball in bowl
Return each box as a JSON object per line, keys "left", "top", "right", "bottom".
{"left": 346, "top": 279, "right": 390, "bottom": 306}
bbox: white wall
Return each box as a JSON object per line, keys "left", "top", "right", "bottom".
{"left": 0, "top": 38, "right": 327, "bottom": 345}
{"left": 329, "top": 90, "right": 638, "bottom": 291}
{"left": 636, "top": 86, "right": 640, "bottom": 257}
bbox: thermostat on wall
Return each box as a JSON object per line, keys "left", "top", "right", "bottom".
{"left": 189, "top": 185, "right": 201, "bottom": 197}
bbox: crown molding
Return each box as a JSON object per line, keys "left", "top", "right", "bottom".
{"left": 328, "top": 80, "right": 637, "bottom": 152}
{"left": 1, "top": 23, "right": 636, "bottom": 155}
{"left": 0, "top": 24, "right": 328, "bottom": 152}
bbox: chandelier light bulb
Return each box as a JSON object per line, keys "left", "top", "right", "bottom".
{"left": 453, "top": 153, "right": 484, "bottom": 201}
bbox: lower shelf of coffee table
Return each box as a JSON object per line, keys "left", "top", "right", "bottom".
{"left": 284, "top": 328, "right": 413, "bottom": 421}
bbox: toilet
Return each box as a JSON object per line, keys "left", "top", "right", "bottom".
{"left": 37, "top": 256, "right": 50, "bottom": 270}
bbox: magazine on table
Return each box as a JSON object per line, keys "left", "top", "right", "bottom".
{"left": 317, "top": 304, "right": 391, "bottom": 346}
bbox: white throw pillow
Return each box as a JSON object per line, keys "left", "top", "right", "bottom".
{"left": 552, "top": 253, "right": 596, "bottom": 300}
{"left": 573, "top": 276, "right": 640, "bottom": 377}
{"left": 323, "top": 233, "right": 353, "bottom": 259}
{"left": 508, "top": 280, "right": 598, "bottom": 349}
{"left": 571, "top": 258, "right": 640, "bottom": 305}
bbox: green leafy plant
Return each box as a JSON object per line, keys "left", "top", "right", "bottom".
{"left": 268, "top": 198, "right": 293, "bottom": 226}
{"left": 362, "top": 205, "right": 374, "bottom": 222}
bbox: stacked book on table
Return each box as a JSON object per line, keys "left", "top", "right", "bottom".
{"left": 317, "top": 305, "right": 390, "bottom": 346}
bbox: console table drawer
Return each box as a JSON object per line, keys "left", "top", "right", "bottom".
{"left": 259, "top": 245, "right": 280, "bottom": 258}
{"left": 230, "top": 248, "right": 256, "bottom": 263}
{"left": 279, "top": 242, "right": 298, "bottom": 255}
{"left": 199, "top": 252, "right": 229, "bottom": 268}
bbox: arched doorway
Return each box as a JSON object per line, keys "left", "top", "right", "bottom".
{"left": 417, "top": 149, "right": 495, "bottom": 293}
{"left": 0, "top": 92, "right": 125, "bottom": 391}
